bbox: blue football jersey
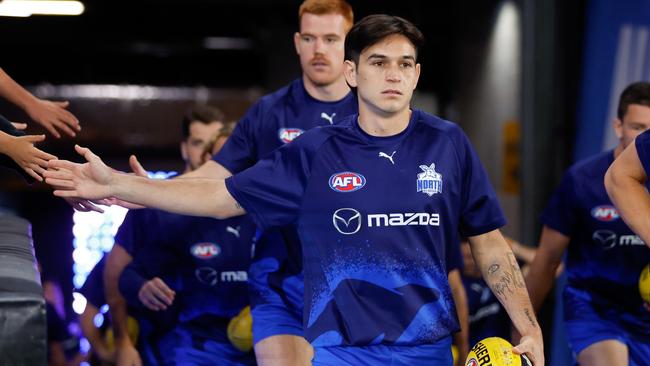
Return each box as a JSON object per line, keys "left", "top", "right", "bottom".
{"left": 214, "top": 78, "right": 357, "bottom": 172}
{"left": 542, "top": 150, "right": 650, "bottom": 334}
{"left": 637, "top": 129, "right": 650, "bottom": 174}
{"left": 78, "top": 256, "right": 106, "bottom": 309}
{"left": 118, "top": 209, "right": 257, "bottom": 322}
{"left": 226, "top": 109, "right": 506, "bottom": 347}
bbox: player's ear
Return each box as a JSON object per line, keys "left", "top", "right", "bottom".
{"left": 180, "top": 141, "right": 188, "bottom": 162}
{"left": 293, "top": 32, "right": 301, "bottom": 56}
{"left": 344, "top": 60, "right": 358, "bottom": 88}
{"left": 413, "top": 63, "right": 421, "bottom": 90}
{"left": 613, "top": 118, "right": 623, "bottom": 139}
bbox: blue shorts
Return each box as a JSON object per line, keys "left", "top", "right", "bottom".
{"left": 249, "top": 229, "right": 305, "bottom": 343}
{"left": 143, "top": 316, "right": 256, "bottom": 366}
{"left": 564, "top": 287, "right": 650, "bottom": 365}
{"left": 312, "top": 337, "right": 452, "bottom": 366}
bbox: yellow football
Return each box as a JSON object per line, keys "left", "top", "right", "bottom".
{"left": 227, "top": 306, "right": 253, "bottom": 352}
{"left": 465, "top": 337, "right": 531, "bottom": 366}
{"left": 640, "top": 264, "right": 650, "bottom": 303}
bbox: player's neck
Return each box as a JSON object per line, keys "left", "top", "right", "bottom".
{"left": 302, "top": 74, "right": 350, "bottom": 102}
{"left": 357, "top": 106, "right": 411, "bottom": 137}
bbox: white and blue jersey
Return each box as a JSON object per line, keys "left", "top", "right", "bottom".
{"left": 117, "top": 209, "right": 257, "bottom": 366}
{"left": 226, "top": 109, "right": 505, "bottom": 351}
{"left": 542, "top": 150, "right": 650, "bottom": 356}
{"left": 213, "top": 78, "right": 357, "bottom": 341}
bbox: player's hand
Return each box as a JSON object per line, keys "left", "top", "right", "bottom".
{"left": 10, "top": 122, "right": 27, "bottom": 130}
{"left": 115, "top": 343, "right": 141, "bottom": 366}
{"left": 25, "top": 98, "right": 80, "bottom": 138}
{"left": 100, "top": 155, "right": 149, "bottom": 209}
{"left": 138, "top": 277, "right": 175, "bottom": 311}
{"left": 513, "top": 331, "right": 544, "bottom": 366}
{"left": 45, "top": 145, "right": 114, "bottom": 200}
{"left": 2, "top": 134, "right": 56, "bottom": 181}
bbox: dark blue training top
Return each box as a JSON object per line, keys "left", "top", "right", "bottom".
{"left": 117, "top": 209, "right": 256, "bottom": 323}
{"left": 226, "top": 109, "right": 506, "bottom": 347}
{"left": 542, "top": 149, "right": 650, "bottom": 335}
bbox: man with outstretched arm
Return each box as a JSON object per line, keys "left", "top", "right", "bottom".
{"left": 46, "top": 14, "right": 543, "bottom": 365}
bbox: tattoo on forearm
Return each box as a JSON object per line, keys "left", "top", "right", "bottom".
{"left": 507, "top": 252, "right": 526, "bottom": 289}
{"left": 488, "top": 264, "right": 500, "bottom": 274}
{"left": 523, "top": 308, "right": 537, "bottom": 328}
{"left": 492, "top": 271, "right": 514, "bottom": 299}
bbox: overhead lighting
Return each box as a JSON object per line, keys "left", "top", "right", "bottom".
{"left": 0, "top": 0, "right": 85, "bottom": 17}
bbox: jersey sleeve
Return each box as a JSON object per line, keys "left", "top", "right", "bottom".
{"left": 635, "top": 129, "right": 650, "bottom": 176}
{"left": 540, "top": 170, "right": 578, "bottom": 236}
{"left": 457, "top": 131, "right": 507, "bottom": 236}
{"left": 78, "top": 257, "right": 106, "bottom": 308}
{"left": 213, "top": 101, "right": 263, "bottom": 174}
{"left": 225, "top": 132, "right": 323, "bottom": 230}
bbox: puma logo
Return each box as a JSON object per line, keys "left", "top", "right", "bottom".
{"left": 321, "top": 112, "right": 336, "bottom": 124}
{"left": 226, "top": 226, "right": 241, "bottom": 238}
{"left": 378, "top": 151, "right": 396, "bottom": 165}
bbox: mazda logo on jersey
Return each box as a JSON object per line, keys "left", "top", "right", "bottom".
{"left": 590, "top": 205, "right": 619, "bottom": 222}
{"left": 332, "top": 208, "right": 441, "bottom": 235}
{"left": 329, "top": 172, "right": 366, "bottom": 192}
{"left": 195, "top": 267, "right": 219, "bottom": 286}
{"left": 190, "top": 242, "right": 221, "bottom": 259}
{"left": 333, "top": 208, "right": 362, "bottom": 235}
{"left": 592, "top": 230, "right": 617, "bottom": 250}
{"left": 278, "top": 128, "right": 304, "bottom": 144}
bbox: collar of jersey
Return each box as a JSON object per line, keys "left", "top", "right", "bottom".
{"left": 352, "top": 109, "right": 419, "bottom": 146}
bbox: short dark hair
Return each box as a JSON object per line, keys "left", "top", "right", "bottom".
{"left": 181, "top": 105, "right": 225, "bottom": 139}
{"left": 344, "top": 14, "right": 425, "bottom": 65}
{"left": 617, "top": 81, "right": 650, "bottom": 120}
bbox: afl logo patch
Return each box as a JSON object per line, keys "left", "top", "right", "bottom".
{"left": 466, "top": 359, "right": 478, "bottom": 366}
{"left": 190, "top": 243, "right": 221, "bottom": 259}
{"left": 278, "top": 128, "right": 304, "bottom": 144}
{"left": 590, "top": 205, "right": 619, "bottom": 222}
{"left": 329, "top": 172, "right": 366, "bottom": 192}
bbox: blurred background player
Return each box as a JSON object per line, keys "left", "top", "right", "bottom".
{"left": 103, "top": 105, "right": 226, "bottom": 366}
{"left": 526, "top": 81, "right": 650, "bottom": 366}
{"left": 606, "top": 124, "right": 650, "bottom": 247}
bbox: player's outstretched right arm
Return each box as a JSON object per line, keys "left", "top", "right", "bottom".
{"left": 605, "top": 142, "right": 650, "bottom": 246}
{"left": 44, "top": 145, "right": 245, "bottom": 219}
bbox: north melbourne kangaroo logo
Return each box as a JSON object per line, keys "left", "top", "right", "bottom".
{"left": 379, "top": 151, "right": 396, "bottom": 165}
{"left": 321, "top": 112, "right": 336, "bottom": 124}
{"left": 417, "top": 163, "right": 443, "bottom": 196}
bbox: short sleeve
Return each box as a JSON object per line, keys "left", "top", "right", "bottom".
{"left": 457, "top": 132, "right": 507, "bottom": 236}
{"left": 540, "top": 171, "right": 577, "bottom": 237}
{"left": 213, "top": 102, "right": 262, "bottom": 174}
{"left": 635, "top": 129, "right": 650, "bottom": 176}
{"left": 225, "top": 133, "right": 321, "bottom": 230}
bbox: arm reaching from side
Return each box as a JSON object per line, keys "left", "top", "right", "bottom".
{"left": 605, "top": 142, "right": 650, "bottom": 246}
{"left": 45, "top": 145, "right": 245, "bottom": 219}
{"left": 469, "top": 229, "right": 544, "bottom": 366}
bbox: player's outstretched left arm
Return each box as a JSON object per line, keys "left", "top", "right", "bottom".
{"left": 605, "top": 142, "right": 650, "bottom": 246}
{"left": 469, "top": 229, "right": 544, "bottom": 366}
{"left": 44, "top": 145, "right": 245, "bottom": 219}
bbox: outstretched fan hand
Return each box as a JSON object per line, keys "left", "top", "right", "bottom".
{"left": 44, "top": 145, "right": 114, "bottom": 200}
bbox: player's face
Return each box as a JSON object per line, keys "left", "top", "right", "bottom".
{"left": 182, "top": 121, "right": 223, "bottom": 171}
{"left": 345, "top": 34, "right": 421, "bottom": 116}
{"left": 614, "top": 103, "right": 650, "bottom": 149}
{"left": 295, "top": 12, "right": 348, "bottom": 87}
